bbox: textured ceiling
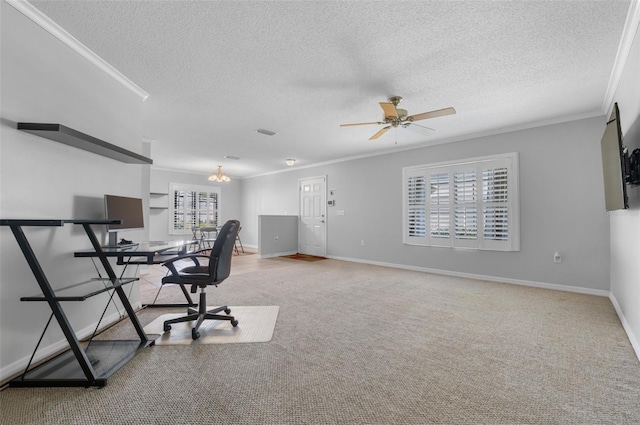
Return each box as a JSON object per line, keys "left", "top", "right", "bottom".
{"left": 28, "top": 0, "right": 631, "bottom": 178}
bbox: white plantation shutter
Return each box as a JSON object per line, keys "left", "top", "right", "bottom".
{"left": 407, "top": 176, "right": 426, "bottom": 238}
{"left": 403, "top": 153, "right": 519, "bottom": 251}
{"left": 170, "top": 184, "right": 221, "bottom": 235}
{"left": 483, "top": 167, "right": 509, "bottom": 243}
{"left": 405, "top": 170, "right": 427, "bottom": 244}
{"left": 427, "top": 172, "right": 450, "bottom": 246}
{"left": 453, "top": 168, "right": 477, "bottom": 247}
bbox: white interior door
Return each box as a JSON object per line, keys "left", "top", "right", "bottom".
{"left": 299, "top": 176, "right": 326, "bottom": 256}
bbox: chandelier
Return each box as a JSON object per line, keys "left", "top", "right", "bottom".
{"left": 208, "top": 165, "right": 230, "bottom": 182}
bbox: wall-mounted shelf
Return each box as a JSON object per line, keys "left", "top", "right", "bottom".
{"left": 150, "top": 192, "right": 168, "bottom": 210}
{"left": 17, "top": 123, "right": 153, "bottom": 165}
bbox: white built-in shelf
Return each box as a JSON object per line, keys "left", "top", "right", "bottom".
{"left": 150, "top": 192, "right": 168, "bottom": 210}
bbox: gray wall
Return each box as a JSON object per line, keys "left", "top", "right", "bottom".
{"left": 242, "top": 116, "right": 610, "bottom": 292}
{"left": 258, "top": 215, "right": 298, "bottom": 258}
{"left": 0, "top": 3, "right": 146, "bottom": 380}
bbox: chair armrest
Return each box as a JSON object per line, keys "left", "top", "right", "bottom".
{"left": 161, "top": 254, "right": 210, "bottom": 276}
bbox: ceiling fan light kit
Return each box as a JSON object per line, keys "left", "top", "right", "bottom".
{"left": 340, "top": 96, "right": 456, "bottom": 141}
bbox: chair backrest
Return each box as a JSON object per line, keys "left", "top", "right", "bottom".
{"left": 209, "top": 220, "right": 240, "bottom": 282}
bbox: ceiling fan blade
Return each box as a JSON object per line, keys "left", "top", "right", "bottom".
{"left": 404, "top": 122, "right": 435, "bottom": 135}
{"left": 408, "top": 107, "right": 456, "bottom": 122}
{"left": 379, "top": 102, "right": 398, "bottom": 119}
{"left": 369, "top": 126, "right": 391, "bottom": 140}
{"left": 340, "top": 121, "right": 382, "bottom": 127}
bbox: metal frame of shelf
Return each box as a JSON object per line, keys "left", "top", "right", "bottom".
{"left": 0, "top": 219, "right": 153, "bottom": 387}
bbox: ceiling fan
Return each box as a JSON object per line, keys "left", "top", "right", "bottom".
{"left": 340, "top": 96, "right": 456, "bottom": 140}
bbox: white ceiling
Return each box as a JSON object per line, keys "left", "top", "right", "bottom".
{"left": 28, "top": 0, "right": 632, "bottom": 178}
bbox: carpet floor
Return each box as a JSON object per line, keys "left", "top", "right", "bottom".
{"left": 1, "top": 253, "right": 639, "bottom": 424}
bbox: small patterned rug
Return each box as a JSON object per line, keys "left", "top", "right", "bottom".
{"left": 280, "top": 253, "right": 327, "bottom": 262}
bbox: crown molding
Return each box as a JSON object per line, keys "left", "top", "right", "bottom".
{"left": 5, "top": 0, "right": 149, "bottom": 101}
{"left": 602, "top": 0, "right": 640, "bottom": 114}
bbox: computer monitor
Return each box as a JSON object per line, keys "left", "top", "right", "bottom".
{"left": 104, "top": 195, "right": 144, "bottom": 246}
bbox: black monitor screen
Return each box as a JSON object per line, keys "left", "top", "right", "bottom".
{"left": 104, "top": 195, "right": 144, "bottom": 231}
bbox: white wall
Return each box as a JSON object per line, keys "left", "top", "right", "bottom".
{"left": 242, "top": 116, "right": 610, "bottom": 293}
{"left": 608, "top": 18, "right": 640, "bottom": 359}
{"left": 0, "top": 3, "right": 147, "bottom": 380}
{"left": 149, "top": 167, "right": 242, "bottom": 242}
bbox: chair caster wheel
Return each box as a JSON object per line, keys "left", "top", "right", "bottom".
{"left": 231, "top": 319, "right": 239, "bottom": 327}
{"left": 163, "top": 324, "right": 171, "bottom": 332}
{"left": 192, "top": 329, "right": 200, "bottom": 340}
{"left": 224, "top": 308, "right": 231, "bottom": 314}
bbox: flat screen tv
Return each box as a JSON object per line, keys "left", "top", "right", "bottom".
{"left": 601, "top": 103, "right": 629, "bottom": 211}
{"left": 104, "top": 195, "right": 144, "bottom": 245}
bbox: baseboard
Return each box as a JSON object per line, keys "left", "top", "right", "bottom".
{"left": 258, "top": 250, "right": 297, "bottom": 259}
{"left": 609, "top": 293, "right": 640, "bottom": 362}
{"left": 325, "top": 255, "right": 610, "bottom": 297}
{"left": 0, "top": 310, "right": 128, "bottom": 384}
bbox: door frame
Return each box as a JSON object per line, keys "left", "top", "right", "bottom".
{"left": 298, "top": 175, "right": 327, "bottom": 256}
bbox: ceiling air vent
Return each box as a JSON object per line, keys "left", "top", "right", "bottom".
{"left": 224, "top": 155, "right": 241, "bottom": 160}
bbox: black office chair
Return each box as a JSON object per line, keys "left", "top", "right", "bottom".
{"left": 161, "top": 219, "right": 240, "bottom": 340}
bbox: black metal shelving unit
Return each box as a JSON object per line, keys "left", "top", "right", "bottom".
{"left": 0, "top": 219, "right": 153, "bottom": 387}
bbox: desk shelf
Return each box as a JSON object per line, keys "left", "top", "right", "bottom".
{"left": 0, "top": 219, "right": 152, "bottom": 387}
{"left": 10, "top": 340, "right": 152, "bottom": 388}
{"left": 21, "top": 277, "right": 138, "bottom": 302}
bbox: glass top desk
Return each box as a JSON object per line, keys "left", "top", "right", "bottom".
{"left": 0, "top": 218, "right": 160, "bottom": 387}
{"left": 74, "top": 240, "right": 199, "bottom": 265}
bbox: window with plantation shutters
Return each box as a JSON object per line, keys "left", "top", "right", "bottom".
{"left": 403, "top": 153, "right": 519, "bottom": 251}
{"left": 169, "top": 184, "right": 221, "bottom": 235}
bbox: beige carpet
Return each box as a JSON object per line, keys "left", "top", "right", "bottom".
{"left": 1, "top": 254, "right": 639, "bottom": 424}
{"left": 144, "top": 306, "right": 279, "bottom": 345}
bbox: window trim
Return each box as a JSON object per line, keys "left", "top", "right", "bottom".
{"left": 169, "top": 183, "right": 221, "bottom": 235}
{"left": 402, "top": 152, "right": 520, "bottom": 251}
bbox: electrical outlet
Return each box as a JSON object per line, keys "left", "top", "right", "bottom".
{"left": 553, "top": 251, "right": 562, "bottom": 263}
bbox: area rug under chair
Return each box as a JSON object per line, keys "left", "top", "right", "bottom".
{"left": 143, "top": 305, "right": 279, "bottom": 345}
